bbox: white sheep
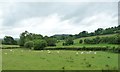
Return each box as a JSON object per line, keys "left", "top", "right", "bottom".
{"left": 81, "top": 51, "right": 84, "bottom": 54}
{"left": 10, "top": 50, "right": 12, "bottom": 52}
{"left": 48, "top": 50, "right": 51, "bottom": 54}
{"left": 48, "top": 51, "right": 51, "bottom": 54}
{"left": 4, "top": 53, "right": 7, "bottom": 55}
{"left": 94, "top": 52, "right": 97, "bottom": 54}
{"left": 47, "top": 50, "right": 50, "bottom": 52}
{"left": 87, "top": 51, "right": 92, "bottom": 54}
{"left": 57, "top": 51, "right": 59, "bottom": 53}
{"left": 40, "top": 50, "right": 43, "bottom": 52}
{"left": 76, "top": 52, "right": 79, "bottom": 55}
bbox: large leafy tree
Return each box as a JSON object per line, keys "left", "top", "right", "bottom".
{"left": 95, "top": 28, "right": 104, "bottom": 35}
{"left": 2, "top": 36, "right": 17, "bottom": 45}
{"left": 45, "top": 38, "right": 57, "bottom": 46}
{"left": 63, "top": 37, "right": 74, "bottom": 46}
{"left": 78, "top": 31, "right": 89, "bottom": 37}
{"left": 19, "top": 31, "right": 43, "bottom": 46}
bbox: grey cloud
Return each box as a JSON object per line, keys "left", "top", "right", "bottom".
{"left": 2, "top": 2, "right": 118, "bottom": 27}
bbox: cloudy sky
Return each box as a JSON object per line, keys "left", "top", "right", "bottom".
{"left": 0, "top": 1, "right": 118, "bottom": 38}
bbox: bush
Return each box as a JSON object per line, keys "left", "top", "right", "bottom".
{"left": 84, "top": 35, "right": 119, "bottom": 44}
{"left": 63, "top": 42, "right": 67, "bottom": 46}
{"left": 24, "top": 41, "right": 34, "bottom": 49}
{"left": 2, "top": 36, "right": 18, "bottom": 45}
{"left": 84, "top": 39, "right": 94, "bottom": 44}
{"left": 46, "top": 38, "right": 56, "bottom": 46}
{"left": 63, "top": 38, "right": 74, "bottom": 46}
{"left": 79, "top": 39, "right": 83, "bottom": 44}
{"left": 33, "top": 40, "right": 47, "bottom": 50}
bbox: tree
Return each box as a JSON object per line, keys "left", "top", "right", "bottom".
{"left": 19, "top": 31, "right": 43, "bottom": 46}
{"left": 78, "top": 31, "right": 88, "bottom": 37}
{"left": 84, "top": 38, "right": 94, "bottom": 44}
{"left": 19, "top": 31, "right": 29, "bottom": 46}
{"left": 93, "top": 36, "right": 101, "bottom": 44}
{"left": 2, "top": 36, "right": 17, "bottom": 45}
{"left": 79, "top": 39, "right": 83, "bottom": 44}
{"left": 24, "top": 41, "right": 34, "bottom": 49}
{"left": 95, "top": 28, "right": 104, "bottom": 35}
{"left": 33, "top": 40, "right": 47, "bottom": 50}
{"left": 63, "top": 37, "right": 74, "bottom": 46}
{"left": 46, "top": 38, "right": 57, "bottom": 46}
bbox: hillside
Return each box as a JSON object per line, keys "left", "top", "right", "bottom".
{"left": 55, "top": 34, "right": 118, "bottom": 48}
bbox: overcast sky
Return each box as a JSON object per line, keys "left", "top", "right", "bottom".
{"left": 0, "top": 1, "right": 119, "bottom": 38}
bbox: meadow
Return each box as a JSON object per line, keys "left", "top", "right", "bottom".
{"left": 1, "top": 34, "right": 119, "bottom": 70}
{"left": 2, "top": 48, "right": 118, "bottom": 70}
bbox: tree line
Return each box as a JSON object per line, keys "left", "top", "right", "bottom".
{"left": 53, "top": 25, "right": 120, "bottom": 40}
{"left": 2, "top": 25, "right": 120, "bottom": 50}
{"left": 79, "top": 35, "right": 120, "bottom": 44}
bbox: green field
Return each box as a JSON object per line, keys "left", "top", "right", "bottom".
{"left": 2, "top": 48, "right": 118, "bottom": 70}
{"left": 1, "top": 34, "right": 119, "bottom": 70}
{"left": 54, "top": 34, "right": 119, "bottom": 48}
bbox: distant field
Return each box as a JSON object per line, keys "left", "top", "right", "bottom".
{"left": 2, "top": 48, "right": 118, "bottom": 70}
{"left": 55, "top": 34, "right": 118, "bottom": 48}
{"left": 75, "top": 34, "right": 117, "bottom": 40}
{"left": 74, "top": 34, "right": 118, "bottom": 44}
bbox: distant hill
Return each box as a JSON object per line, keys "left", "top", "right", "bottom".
{"left": 56, "top": 34, "right": 118, "bottom": 47}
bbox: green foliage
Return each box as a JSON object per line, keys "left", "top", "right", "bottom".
{"left": 2, "top": 36, "right": 17, "bottom": 45}
{"left": 46, "top": 38, "right": 57, "bottom": 46}
{"left": 78, "top": 31, "right": 89, "bottom": 37}
{"left": 95, "top": 28, "right": 104, "bottom": 35}
{"left": 24, "top": 41, "right": 34, "bottom": 49}
{"left": 79, "top": 39, "right": 83, "bottom": 44}
{"left": 19, "top": 31, "right": 43, "bottom": 46}
{"left": 33, "top": 40, "right": 47, "bottom": 50}
{"left": 63, "top": 37, "right": 74, "bottom": 46}
{"left": 84, "top": 35, "right": 120, "bottom": 44}
{"left": 74, "top": 25, "right": 120, "bottom": 38}
{"left": 84, "top": 39, "right": 94, "bottom": 44}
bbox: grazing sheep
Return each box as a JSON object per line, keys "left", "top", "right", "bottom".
{"left": 57, "top": 51, "right": 59, "bottom": 53}
{"left": 4, "top": 53, "right": 7, "bottom": 55}
{"left": 86, "top": 52, "right": 90, "bottom": 54}
{"left": 76, "top": 52, "right": 79, "bottom": 55}
{"left": 40, "top": 50, "right": 43, "bottom": 52}
{"left": 87, "top": 51, "right": 92, "bottom": 54}
{"left": 81, "top": 52, "right": 84, "bottom": 54}
{"left": 94, "top": 52, "right": 96, "bottom": 54}
{"left": 89, "top": 51, "right": 92, "bottom": 53}
{"left": 48, "top": 51, "right": 51, "bottom": 54}
{"left": 10, "top": 50, "right": 12, "bottom": 52}
{"left": 47, "top": 50, "right": 50, "bottom": 52}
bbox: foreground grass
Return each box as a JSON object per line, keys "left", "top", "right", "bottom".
{"left": 2, "top": 48, "right": 118, "bottom": 70}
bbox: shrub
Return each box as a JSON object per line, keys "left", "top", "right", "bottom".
{"left": 46, "top": 38, "right": 56, "bottom": 46}
{"left": 2, "top": 36, "right": 17, "bottom": 45}
{"left": 79, "top": 39, "right": 83, "bottom": 44}
{"left": 33, "top": 40, "right": 47, "bottom": 50}
{"left": 63, "top": 38, "right": 74, "bottom": 46}
{"left": 24, "top": 41, "right": 34, "bottom": 49}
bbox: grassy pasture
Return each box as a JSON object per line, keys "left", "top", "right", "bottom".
{"left": 1, "top": 34, "right": 119, "bottom": 70}
{"left": 55, "top": 34, "right": 118, "bottom": 48}
{"left": 2, "top": 48, "right": 118, "bottom": 70}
